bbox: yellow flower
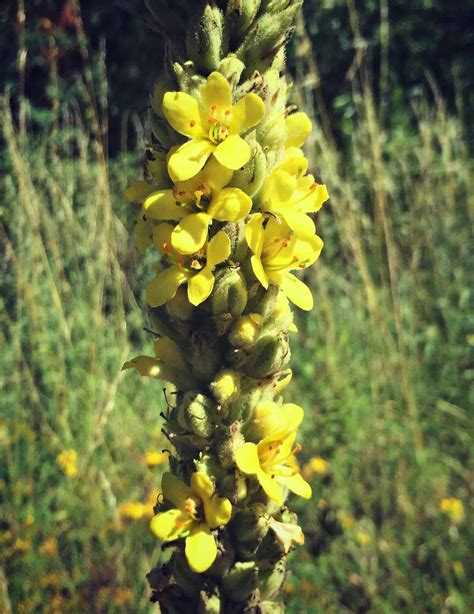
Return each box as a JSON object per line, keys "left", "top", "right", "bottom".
{"left": 150, "top": 472, "right": 232, "bottom": 573}
{"left": 440, "top": 498, "right": 464, "bottom": 523}
{"left": 147, "top": 224, "right": 231, "bottom": 307}
{"left": 40, "top": 538, "right": 58, "bottom": 557}
{"left": 56, "top": 450, "right": 78, "bottom": 478}
{"left": 163, "top": 72, "right": 265, "bottom": 182}
{"left": 259, "top": 148, "right": 329, "bottom": 238}
{"left": 122, "top": 337, "right": 196, "bottom": 389}
{"left": 304, "top": 456, "right": 329, "bottom": 477}
{"left": 247, "top": 400, "right": 303, "bottom": 441}
{"left": 144, "top": 450, "right": 169, "bottom": 467}
{"left": 142, "top": 157, "right": 252, "bottom": 254}
{"left": 124, "top": 153, "right": 171, "bottom": 255}
{"left": 245, "top": 213, "right": 323, "bottom": 310}
{"left": 119, "top": 501, "right": 146, "bottom": 520}
{"left": 337, "top": 510, "right": 356, "bottom": 531}
{"left": 236, "top": 404, "right": 311, "bottom": 505}
{"left": 356, "top": 530, "right": 371, "bottom": 546}
{"left": 285, "top": 112, "right": 312, "bottom": 148}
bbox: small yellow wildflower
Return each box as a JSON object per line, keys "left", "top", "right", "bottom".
{"left": 236, "top": 404, "right": 311, "bottom": 505}
{"left": 14, "top": 538, "right": 32, "bottom": 552}
{"left": 246, "top": 213, "right": 323, "bottom": 310}
{"left": 144, "top": 450, "right": 169, "bottom": 467}
{"left": 142, "top": 157, "right": 252, "bottom": 255}
{"left": 337, "top": 510, "right": 356, "bottom": 530}
{"left": 304, "top": 456, "right": 329, "bottom": 478}
{"left": 440, "top": 498, "right": 464, "bottom": 523}
{"left": 118, "top": 501, "right": 146, "bottom": 520}
{"left": 150, "top": 471, "right": 232, "bottom": 573}
{"left": 259, "top": 148, "right": 329, "bottom": 239}
{"left": 146, "top": 224, "right": 231, "bottom": 307}
{"left": 163, "top": 72, "right": 265, "bottom": 181}
{"left": 56, "top": 450, "right": 78, "bottom": 478}
{"left": 356, "top": 531, "right": 372, "bottom": 546}
{"left": 40, "top": 538, "right": 58, "bottom": 557}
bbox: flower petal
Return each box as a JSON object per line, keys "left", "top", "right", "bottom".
{"left": 146, "top": 267, "right": 188, "bottom": 308}
{"left": 161, "top": 472, "right": 194, "bottom": 511}
{"left": 122, "top": 356, "right": 162, "bottom": 377}
{"left": 282, "top": 210, "right": 315, "bottom": 238}
{"left": 285, "top": 112, "right": 312, "bottom": 148}
{"left": 190, "top": 473, "right": 232, "bottom": 529}
{"left": 162, "top": 91, "right": 204, "bottom": 138}
{"left": 257, "top": 469, "right": 285, "bottom": 505}
{"left": 262, "top": 170, "right": 297, "bottom": 208}
{"left": 213, "top": 135, "right": 251, "bottom": 170}
{"left": 235, "top": 442, "right": 261, "bottom": 475}
{"left": 168, "top": 140, "right": 214, "bottom": 183}
{"left": 280, "top": 473, "right": 312, "bottom": 499}
{"left": 134, "top": 219, "right": 153, "bottom": 254}
{"left": 124, "top": 180, "right": 156, "bottom": 202}
{"left": 206, "top": 230, "right": 231, "bottom": 267}
{"left": 251, "top": 254, "right": 269, "bottom": 289}
{"left": 200, "top": 72, "right": 232, "bottom": 112}
{"left": 245, "top": 213, "right": 265, "bottom": 257}
{"left": 207, "top": 188, "right": 252, "bottom": 222}
{"left": 230, "top": 93, "right": 265, "bottom": 134}
{"left": 171, "top": 212, "right": 211, "bottom": 255}
{"left": 198, "top": 156, "right": 234, "bottom": 192}
{"left": 143, "top": 190, "right": 186, "bottom": 220}
{"left": 150, "top": 509, "right": 192, "bottom": 541}
{"left": 187, "top": 267, "right": 214, "bottom": 306}
{"left": 275, "top": 272, "right": 314, "bottom": 311}
{"left": 154, "top": 337, "right": 187, "bottom": 372}
{"left": 185, "top": 523, "right": 217, "bottom": 573}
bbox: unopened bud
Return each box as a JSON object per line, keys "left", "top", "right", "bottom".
{"left": 211, "top": 268, "right": 248, "bottom": 317}
{"left": 259, "top": 560, "right": 287, "bottom": 601}
{"left": 177, "top": 392, "right": 217, "bottom": 438}
{"left": 210, "top": 369, "right": 241, "bottom": 404}
{"left": 198, "top": 590, "right": 222, "bottom": 614}
{"left": 227, "top": 0, "right": 261, "bottom": 39}
{"left": 222, "top": 562, "right": 258, "bottom": 601}
{"left": 186, "top": 5, "right": 229, "bottom": 73}
{"left": 229, "top": 141, "right": 267, "bottom": 197}
{"left": 230, "top": 505, "right": 269, "bottom": 559}
{"left": 217, "top": 56, "right": 245, "bottom": 88}
{"left": 216, "top": 422, "right": 245, "bottom": 469}
{"left": 221, "top": 469, "right": 248, "bottom": 504}
{"left": 242, "top": 334, "right": 290, "bottom": 378}
{"left": 229, "top": 313, "right": 263, "bottom": 348}
{"left": 170, "top": 552, "right": 201, "bottom": 595}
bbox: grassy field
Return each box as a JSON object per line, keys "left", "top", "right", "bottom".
{"left": 1, "top": 45, "right": 473, "bottom": 614}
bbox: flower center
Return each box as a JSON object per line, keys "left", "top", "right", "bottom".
{"left": 207, "top": 104, "right": 230, "bottom": 144}
{"left": 184, "top": 495, "right": 203, "bottom": 521}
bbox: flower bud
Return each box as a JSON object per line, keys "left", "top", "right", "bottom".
{"left": 210, "top": 369, "right": 241, "bottom": 405}
{"left": 211, "top": 268, "right": 248, "bottom": 317}
{"left": 217, "top": 56, "right": 245, "bottom": 87}
{"left": 221, "top": 469, "right": 248, "bottom": 504}
{"left": 227, "top": 0, "right": 261, "bottom": 40}
{"left": 150, "top": 114, "right": 175, "bottom": 149}
{"left": 186, "top": 5, "right": 229, "bottom": 73}
{"left": 229, "top": 142, "right": 267, "bottom": 197}
{"left": 229, "top": 314, "right": 263, "bottom": 348}
{"left": 244, "top": 400, "right": 284, "bottom": 441}
{"left": 220, "top": 221, "right": 248, "bottom": 263}
{"left": 216, "top": 422, "right": 245, "bottom": 469}
{"left": 242, "top": 334, "right": 290, "bottom": 378}
{"left": 177, "top": 392, "right": 217, "bottom": 439}
{"left": 230, "top": 505, "right": 269, "bottom": 559}
{"left": 259, "top": 560, "right": 286, "bottom": 601}
{"left": 222, "top": 562, "right": 258, "bottom": 601}
{"left": 198, "top": 590, "right": 222, "bottom": 614}
{"left": 170, "top": 552, "right": 201, "bottom": 596}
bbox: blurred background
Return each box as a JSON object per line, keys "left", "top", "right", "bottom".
{"left": 0, "top": 0, "right": 472, "bottom": 612}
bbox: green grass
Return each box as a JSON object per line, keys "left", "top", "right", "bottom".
{"left": 1, "top": 80, "right": 472, "bottom": 612}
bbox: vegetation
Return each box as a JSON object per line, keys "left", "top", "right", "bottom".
{"left": 1, "top": 2, "right": 472, "bottom": 612}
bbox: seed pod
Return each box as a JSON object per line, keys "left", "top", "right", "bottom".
{"left": 177, "top": 392, "right": 217, "bottom": 438}
{"left": 230, "top": 505, "right": 269, "bottom": 560}
{"left": 229, "top": 313, "right": 263, "bottom": 348}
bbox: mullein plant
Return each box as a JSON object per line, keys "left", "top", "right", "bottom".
{"left": 123, "top": 0, "right": 328, "bottom": 611}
